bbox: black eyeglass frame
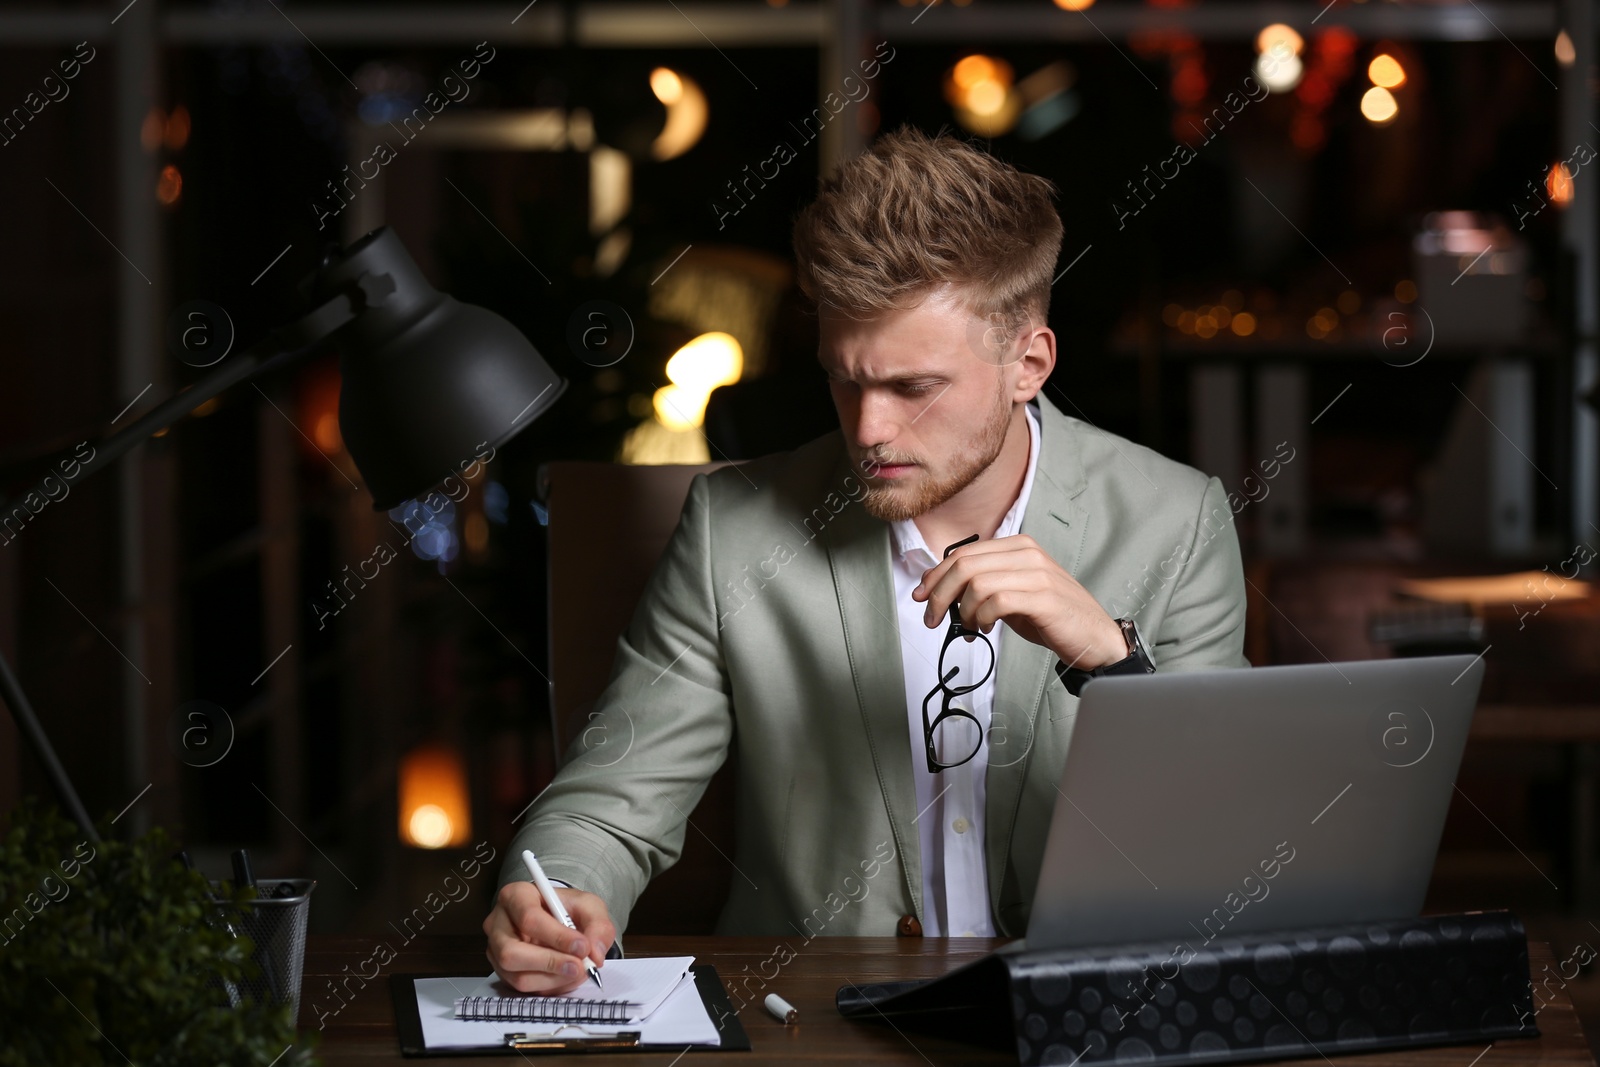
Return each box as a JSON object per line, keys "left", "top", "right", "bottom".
{"left": 920, "top": 534, "right": 996, "bottom": 774}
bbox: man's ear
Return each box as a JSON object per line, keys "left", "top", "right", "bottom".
{"left": 1013, "top": 325, "right": 1056, "bottom": 402}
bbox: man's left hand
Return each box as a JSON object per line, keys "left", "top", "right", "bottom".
{"left": 912, "top": 534, "right": 1128, "bottom": 671}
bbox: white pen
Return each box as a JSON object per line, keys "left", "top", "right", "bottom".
{"left": 522, "top": 849, "right": 603, "bottom": 990}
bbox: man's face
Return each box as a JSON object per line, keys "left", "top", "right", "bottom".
{"left": 818, "top": 286, "right": 1021, "bottom": 522}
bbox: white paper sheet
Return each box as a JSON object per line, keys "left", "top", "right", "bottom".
{"left": 413, "top": 968, "right": 723, "bottom": 1051}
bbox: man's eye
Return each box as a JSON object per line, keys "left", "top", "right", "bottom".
{"left": 899, "top": 382, "right": 936, "bottom": 396}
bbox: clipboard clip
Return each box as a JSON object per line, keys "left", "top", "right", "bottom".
{"left": 503, "top": 1030, "right": 643, "bottom": 1050}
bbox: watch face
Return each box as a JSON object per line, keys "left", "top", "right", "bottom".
{"left": 1111, "top": 619, "right": 1151, "bottom": 672}
{"left": 1116, "top": 618, "right": 1139, "bottom": 654}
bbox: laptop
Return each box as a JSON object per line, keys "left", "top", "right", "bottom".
{"left": 1025, "top": 654, "right": 1485, "bottom": 950}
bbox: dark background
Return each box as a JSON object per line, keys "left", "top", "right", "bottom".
{"left": 1, "top": 1, "right": 1596, "bottom": 1036}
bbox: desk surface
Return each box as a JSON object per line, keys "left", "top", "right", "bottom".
{"left": 301, "top": 935, "right": 1595, "bottom": 1066}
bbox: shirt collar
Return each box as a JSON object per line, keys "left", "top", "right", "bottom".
{"left": 890, "top": 399, "right": 1042, "bottom": 564}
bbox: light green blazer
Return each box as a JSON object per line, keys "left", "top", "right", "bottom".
{"left": 499, "top": 393, "right": 1250, "bottom": 937}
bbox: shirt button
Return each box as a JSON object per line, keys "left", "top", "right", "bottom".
{"left": 952, "top": 817, "right": 970, "bottom": 834}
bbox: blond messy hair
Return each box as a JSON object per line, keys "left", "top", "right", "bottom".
{"left": 792, "top": 124, "right": 1064, "bottom": 339}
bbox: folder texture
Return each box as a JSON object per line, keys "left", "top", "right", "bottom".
{"left": 837, "top": 911, "right": 1537, "bottom": 1066}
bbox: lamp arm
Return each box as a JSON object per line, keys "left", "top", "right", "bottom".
{"left": 2, "top": 290, "right": 359, "bottom": 516}
{"left": 0, "top": 290, "right": 357, "bottom": 841}
{"left": 0, "top": 652, "right": 98, "bottom": 842}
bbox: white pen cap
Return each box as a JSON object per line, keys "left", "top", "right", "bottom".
{"left": 764, "top": 993, "right": 798, "bottom": 1024}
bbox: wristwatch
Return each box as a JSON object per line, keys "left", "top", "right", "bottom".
{"left": 1055, "top": 618, "right": 1155, "bottom": 697}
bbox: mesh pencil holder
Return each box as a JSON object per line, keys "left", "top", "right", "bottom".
{"left": 208, "top": 878, "right": 316, "bottom": 1018}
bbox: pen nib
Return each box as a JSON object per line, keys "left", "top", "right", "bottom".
{"left": 588, "top": 964, "right": 603, "bottom": 991}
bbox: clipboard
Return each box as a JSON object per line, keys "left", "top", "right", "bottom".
{"left": 391, "top": 965, "right": 752, "bottom": 1056}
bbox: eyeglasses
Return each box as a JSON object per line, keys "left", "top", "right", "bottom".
{"left": 921, "top": 534, "right": 995, "bottom": 774}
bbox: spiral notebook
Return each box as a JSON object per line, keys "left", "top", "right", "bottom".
{"left": 442, "top": 956, "right": 695, "bottom": 1025}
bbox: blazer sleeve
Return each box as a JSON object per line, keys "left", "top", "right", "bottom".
{"left": 497, "top": 472, "right": 734, "bottom": 933}
{"left": 1149, "top": 475, "right": 1251, "bottom": 672}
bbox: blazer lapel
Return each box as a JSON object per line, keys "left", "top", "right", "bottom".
{"left": 984, "top": 395, "right": 1090, "bottom": 931}
{"left": 821, "top": 459, "right": 923, "bottom": 920}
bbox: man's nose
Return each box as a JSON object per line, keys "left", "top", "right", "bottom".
{"left": 855, "top": 390, "right": 900, "bottom": 450}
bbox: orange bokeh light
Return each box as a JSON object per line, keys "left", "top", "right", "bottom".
{"left": 1368, "top": 54, "right": 1406, "bottom": 88}
{"left": 165, "top": 105, "right": 191, "bottom": 150}
{"left": 156, "top": 165, "right": 182, "bottom": 206}
{"left": 399, "top": 744, "right": 473, "bottom": 849}
{"left": 1547, "top": 162, "right": 1575, "bottom": 207}
{"left": 1172, "top": 57, "right": 1208, "bottom": 107}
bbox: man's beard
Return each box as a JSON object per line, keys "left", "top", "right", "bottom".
{"left": 858, "top": 387, "right": 1013, "bottom": 523}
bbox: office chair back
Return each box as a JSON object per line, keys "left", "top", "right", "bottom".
{"left": 539, "top": 460, "right": 735, "bottom": 934}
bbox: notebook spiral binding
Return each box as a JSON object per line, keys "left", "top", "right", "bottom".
{"left": 453, "top": 995, "right": 629, "bottom": 1023}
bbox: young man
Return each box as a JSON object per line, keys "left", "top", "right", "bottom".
{"left": 484, "top": 126, "right": 1249, "bottom": 992}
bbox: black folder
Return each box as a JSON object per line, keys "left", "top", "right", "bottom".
{"left": 838, "top": 911, "right": 1537, "bottom": 1067}
{"left": 392, "top": 965, "right": 751, "bottom": 1056}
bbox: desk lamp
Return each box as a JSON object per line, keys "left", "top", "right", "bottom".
{"left": 0, "top": 226, "right": 567, "bottom": 840}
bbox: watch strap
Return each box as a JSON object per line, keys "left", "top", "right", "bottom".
{"left": 1056, "top": 619, "right": 1155, "bottom": 697}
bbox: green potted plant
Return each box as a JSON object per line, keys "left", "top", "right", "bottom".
{"left": 0, "top": 798, "right": 317, "bottom": 1065}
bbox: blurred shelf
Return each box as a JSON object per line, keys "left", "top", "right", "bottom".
{"left": 1111, "top": 332, "right": 1566, "bottom": 361}
{"left": 0, "top": 1, "right": 1559, "bottom": 46}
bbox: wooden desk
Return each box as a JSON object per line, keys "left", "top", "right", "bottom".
{"left": 300, "top": 935, "right": 1595, "bottom": 1066}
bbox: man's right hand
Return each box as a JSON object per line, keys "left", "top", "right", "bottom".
{"left": 484, "top": 882, "right": 618, "bottom": 994}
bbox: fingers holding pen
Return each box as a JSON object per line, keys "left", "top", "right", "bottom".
{"left": 484, "top": 886, "right": 591, "bottom": 993}
{"left": 563, "top": 890, "right": 617, "bottom": 968}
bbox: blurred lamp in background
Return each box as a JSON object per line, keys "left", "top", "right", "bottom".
{"left": 1254, "top": 25, "right": 1304, "bottom": 93}
{"left": 647, "top": 67, "right": 708, "bottom": 161}
{"left": 1360, "top": 50, "right": 1406, "bottom": 125}
{"left": 1555, "top": 29, "right": 1576, "bottom": 66}
{"left": 654, "top": 331, "right": 744, "bottom": 432}
{"left": 1361, "top": 86, "right": 1399, "bottom": 125}
{"left": 945, "top": 55, "right": 1019, "bottom": 137}
{"left": 399, "top": 743, "right": 473, "bottom": 849}
{"left": 617, "top": 331, "right": 745, "bottom": 464}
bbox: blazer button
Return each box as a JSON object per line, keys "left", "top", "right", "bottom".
{"left": 896, "top": 914, "right": 923, "bottom": 937}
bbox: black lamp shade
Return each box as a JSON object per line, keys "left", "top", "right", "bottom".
{"left": 316, "top": 227, "right": 566, "bottom": 510}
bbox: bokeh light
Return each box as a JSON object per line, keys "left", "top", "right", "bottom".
{"left": 1547, "top": 162, "right": 1575, "bottom": 207}
{"left": 1367, "top": 54, "right": 1406, "bottom": 88}
{"left": 650, "top": 67, "right": 683, "bottom": 105}
{"left": 1555, "top": 29, "right": 1576, "bottom": 66}
{"left": 398, "top": 744, "right": 472, "bottom": 849}
{"left": 164, "top": 105, "right": 191, "bottom": 150}
{"left": 1360, "top": 86, "right": 1399, "bottom": 124}
{"left": 156, "top": 165, "right": 183, "bottom": 206}
{"left": 1255, "top": 24, "right": 1304, "bottom": 56}
{"left": 1255, "top": 48, "right": 1303, "bottom": 93}
{"left": 666, "top": 331, "right": 744, "bottom": 396}
{"left": 408, "top": 804, "right": 453, "bottom": 849}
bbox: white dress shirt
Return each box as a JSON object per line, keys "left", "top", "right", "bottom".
{"left": 888, "top": 401, "right": 1041, "bottom": 937}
